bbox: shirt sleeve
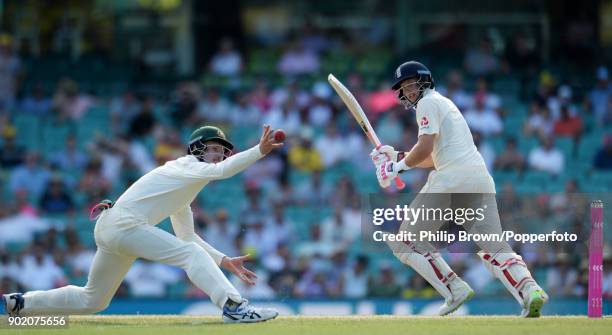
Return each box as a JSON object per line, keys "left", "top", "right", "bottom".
{"left": 181, "top": 144, "right": 264, "bottom": 180}
{"left": 416, "top": 99, "right": 441, "bottom": 136}
{"left": 170, "top": 205, "right": 226, "bottom": 265}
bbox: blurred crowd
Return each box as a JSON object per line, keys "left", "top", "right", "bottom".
{"left": 0, "top": 33, "right": 611, "bottom": 302}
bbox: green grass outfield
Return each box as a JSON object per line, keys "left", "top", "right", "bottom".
{"left": 3, "top": 315, "right": 611, "bottom": 335}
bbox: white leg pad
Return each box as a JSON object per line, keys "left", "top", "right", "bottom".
{"left": 391, "top": 241, "right": 456, "bottom": 299}
{"left": 478, "top": 251, "right": 536, "bottom": 307}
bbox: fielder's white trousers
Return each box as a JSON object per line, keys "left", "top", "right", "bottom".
{"left": 21, "top": 205, "right": 241, "bottom": 315}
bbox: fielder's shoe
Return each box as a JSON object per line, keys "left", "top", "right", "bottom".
{"left": 222, "top": 299, "right": 278, "bottom": 323}
{"left": 521, "top": 288, "right": 548, "bottom": 318}
{"left": 439, "top": 277, "right": 475, "bottom": 316}
{"left": 3, "top": 293, "right": 24, "bottom": 316}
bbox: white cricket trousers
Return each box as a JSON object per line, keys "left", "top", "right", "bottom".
{"left": 21, "top": 205, "right": 241, "bottom": 315}
{"left": 391, "top": 165, "right": 513, "bottom": 254}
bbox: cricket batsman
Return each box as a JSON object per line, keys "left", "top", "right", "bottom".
{"left": 3, "top": 125, "right": 281, "bottom": 323}
{"left": 370, "top": 61, "right": 549, "bottom": 317}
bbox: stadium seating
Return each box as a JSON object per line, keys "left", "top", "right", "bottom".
{"left": 2, "top": 46, "right": 608, "bottom": 302}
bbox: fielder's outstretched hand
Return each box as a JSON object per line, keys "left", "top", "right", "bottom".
{"left": 221, "top": 255, "right": 258, "bottom": 285}
{"left": 259, "top": 124, "right": 283, "bottom": 155}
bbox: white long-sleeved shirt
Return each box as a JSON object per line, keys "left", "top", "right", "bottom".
{"left": 114, "top": 144, "right": 264, "bottom": 264}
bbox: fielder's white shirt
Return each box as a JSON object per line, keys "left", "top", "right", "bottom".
{"left": 113, "top": 144, "right": 264, "bottom": 264}
{"left": 416, "top": 89, "right": 487, "bottom": 171}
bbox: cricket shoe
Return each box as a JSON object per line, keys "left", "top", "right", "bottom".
{"left": 438, "top": 277, "right": 475, "bottom": 316}
{"left": 3, "top": 293, "right": 24, "bottom": 316}
{"left": 520, "top": 287, "right": 548, "bottom": 318}
{"left": 222, "top": 299, "right": 278, "bottom": 323}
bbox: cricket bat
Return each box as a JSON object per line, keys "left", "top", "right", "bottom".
{"left": 328, "top": 73, "right": 405, "bottom": 190}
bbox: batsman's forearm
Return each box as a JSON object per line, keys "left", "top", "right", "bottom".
{"left": 416, "top": 155, "right": 434, "bottom": 168}
{"left": 404, "top": 145, "right": 431, "bottom": 167}
{"left": 401, "top": 152, "right": 434, "bottom": 168}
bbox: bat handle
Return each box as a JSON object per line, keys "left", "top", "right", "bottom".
{"left": 393, "top": 177, "right": 405, "bottom": 190}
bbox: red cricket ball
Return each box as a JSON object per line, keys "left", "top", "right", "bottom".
{"left": 274, "top": 129, "right": 286, "bottom": 142}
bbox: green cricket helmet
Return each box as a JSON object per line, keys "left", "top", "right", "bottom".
{"left": 187, "top": 126, "right": 234, "bottom": 162}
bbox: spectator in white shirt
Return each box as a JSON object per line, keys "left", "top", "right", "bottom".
{"left": 262, "top": 243, "right": 291, "bottom": 273}
{"left": 524, "top": 102, "right": 554, "bottom": 138}
{"left": 295, "top": 171, "right": 332, "bottom": 206}
{"left": 342, "top": 196, "right": 363, "bottom": 241}
{"left": 584, "top": 66, "right": 611, "bottom": 125}
{"left": 52, "top": 78, "right": 94, "bottom": 121}
{"left": 231, "top": 94, "right": 261, "bottom": 126}
{"left": 202, "top": 209, "right": 238, "bottom": 257}
{"left": 269, "top": 79, "right": 310, "bottom": 109}
{"left": 376, "top": 108, "right": 403, "bottom": 147}
{"left": 66, "top": 240, "right": 96, "bottom": 275}
{"left": 243, "top": 220, "right": 277, "bottom": 258}
{"left": 463, "top": 94, "right": 503, "bottom": 137}
{"left": 345, "top": 127, "right": 369, "bottom": 171}
{"left": 315, "top": 124, "right": 347, "bottom": 168}
{"left": 342, "top": 255, "right": 370, "bottom": 298}
{"left": 124, "top": 260, "right": 182, "bottom": 297}
{"left": 230, "top": 269, "right": 275, "bottom": 299}
{"left": 264, "top": 98, "right": 302, "bottom": 135}
{"left": 9, "top": 151, "right": 50, "bottom": 199}
{"left": 0, "top": 208, "right": 50, "bottom": 245}
{"left": 438, "top": 70, "right": 473, "bottom": 111}
{"left": 296, "top": 224, "right": 337, "bottom": 258}
{"left": 198, "top": 88, "right": 233, "bottom": 123}
{"left": 50, "top": 136, "right": 88, "bottom": 172}
{"left": 321, "top": 206, "right": 352, "bottom": 246}
{"left": 243, "top": 150, "right": 283, "bottom": 188}
{"left": 278, "top": 41, "right": 319, "bottom": 76}
{"left": 548, "top": 84, "right": 577, "bottom": 120}
{"left": 473, "top": 77, "right": 502, "bottom": 110}
{"left": 19, "top": 245, "right": 67, "bottom": 291}
{"left": 264, "top": 206, "right": 294, "bottom": 248}
{"left": 528, "top": 136, "right": 564, "bottom": 175}
{"left": 308, "top": 82, "right": 333, "bottom": 126}
{"left": 209, "top": 38, "right": 242, "bottom": 76}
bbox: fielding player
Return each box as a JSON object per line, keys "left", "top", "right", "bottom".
{"left": 371, "top": 61, "right": 548, "bottom": 317}
{"left": 3, "top": 125, "right": 281, "bottom": 323}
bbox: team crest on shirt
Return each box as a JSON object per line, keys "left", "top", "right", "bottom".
{"left": 420, "top": 117, "right": 429, "bottom": 127}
